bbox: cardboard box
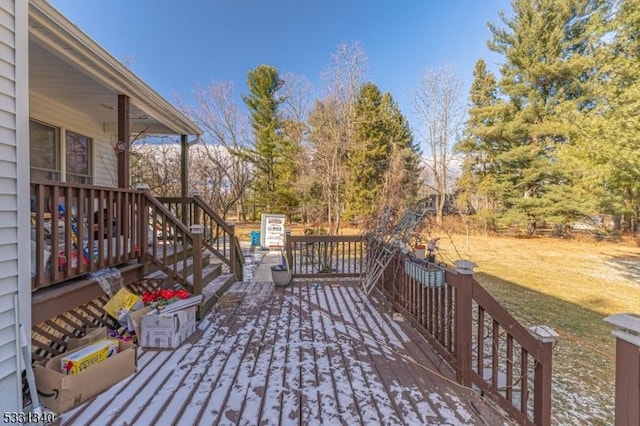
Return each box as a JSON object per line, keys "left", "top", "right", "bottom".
{"left": 139, "top": 306, "right": 197, "bottom": 349}
{"left": 67, "top": 327, "right": 107, "bottom": 350}
{"left": 34, "top": 340, "right": 137, "bottom": 413}
{"left": 103, "top": 287, "right": 144, "bottom": 323}
{"left": 60, "top": 338, "right": 119, "bottom": 375}
{"left": 127, "top": 305, "right": 155, "bottom": 338}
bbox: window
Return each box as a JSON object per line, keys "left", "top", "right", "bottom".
{"left": 66, "top": 130, "right": 92, "bottom": 184}
{"left": 29, "top": 120, "right": 93, "bottom": 184}
{"left": 29, "top": 120, "right": 60, "bottom": 181}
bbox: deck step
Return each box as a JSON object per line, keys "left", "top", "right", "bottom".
{"left": 145, "top": 261, "right": 222, "bottom": 290}
{"left": 199, "top": 273, "right": 235, "bottom": 318}
{"left": 146, "top": 249, "right": 212, "bottom": 275}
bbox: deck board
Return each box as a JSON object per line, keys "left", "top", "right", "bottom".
{"left": 58, "top": 280, "right": 511, "bottom": 425}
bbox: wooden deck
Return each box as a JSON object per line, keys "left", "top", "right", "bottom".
{"left": 58, "top": 280, "right": 511, "bottom": 425}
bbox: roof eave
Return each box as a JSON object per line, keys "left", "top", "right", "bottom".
{"left": 28, "top": 0, "right": 201, "bottom": 137}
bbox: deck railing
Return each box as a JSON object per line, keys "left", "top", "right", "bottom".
{"left": 30, "top": 181, "right": 144, "bottom": 290}
{"left": 30, "top": 181, "right": 205, "bottom": 297}
{"left": 285, "top": 235, "right": 365, "bottom": 278}
{"left": 142, "top": 194, "right": 203, "bottom": 295}
{"left": 156, "top": 195, "right": 244, "bottom": 281}
{"left": 380, "top": 253, "right": 553, "bottom": 426}
{"left": 605, "top": 313, "right": 640, "bottom": 425}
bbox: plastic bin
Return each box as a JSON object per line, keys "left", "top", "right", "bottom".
{"left": 250, "top": 231, "right": 260, "bottom": 246}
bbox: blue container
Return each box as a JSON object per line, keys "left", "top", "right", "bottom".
{"left": 250, "top": 231, "right": 261, "bottom": 246}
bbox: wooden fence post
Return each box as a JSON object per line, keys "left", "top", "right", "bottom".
{"left": 604, "top": 314, "right": 640, "bottom": 426}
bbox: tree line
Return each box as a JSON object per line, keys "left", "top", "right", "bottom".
{"left": 133, "top": 42, "right": 429, "bottom": 234}
{"left": 132, "top": 0, "right": 640, "bottom": 235}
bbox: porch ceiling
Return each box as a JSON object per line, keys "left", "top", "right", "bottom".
{"left": 28, "top": 0, "right": 201, "bottom": 137}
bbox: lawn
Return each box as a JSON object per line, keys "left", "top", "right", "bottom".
{"left": 436, "top": 233, "right": 640, "bottom": 425}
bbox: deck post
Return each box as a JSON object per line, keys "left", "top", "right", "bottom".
{"left": 285, "top": 231, "right": 292, "bottom": 275}
{"left": 530, "top": 326, "right": 556, "bottom": 426}
{"left": 452, "top": 270, "right": 473, "bottom": 387}
{"left": 604, "top": 314, "right": 640, "bottom": 426}
{"left": 191, "top": 225, "right": 203, "bottom": 299}
{"left": 136, "top": 184, "right": 149, "bottom": 266}
{"left": 192, "top": 190, "right": 201, "bottom": 227}
{"left": 229, "top": 223, "right": 238, "bottom": 281}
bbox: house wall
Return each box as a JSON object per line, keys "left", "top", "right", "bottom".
{"left": 30, "top": 91, "right": 118, "bottom": 187}
{"left": 0, "top": 0, "right": 28, "bottom": 413}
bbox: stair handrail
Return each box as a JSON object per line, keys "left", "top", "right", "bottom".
{"left": 190, "top": 196, "right": 245, "bottom": 280}
{"left": 140, "top": 191, "right": 204, "bottom": 295}
{"left": 158, "top": 195, "right": 245, "bottom": 279}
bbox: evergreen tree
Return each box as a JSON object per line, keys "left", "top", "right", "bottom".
{"left": 456, "top": 59, "right": 503, "bottom": 223}
{"left": 380, "top": 93, "right": 421, "bottom": 208}
{"left": 242, "top": 65, "right": 299, "bottom": 215}
{"left": 467, "top": 0, "right": 601, "bottom": 230}
{"left": 577, "top": 0, "right": 640, "bottom": 230}
{"left": 345, "top": 83, "right": 390, "bottom": 219}
{"left": 344, "top": 83, "right": 419, "bottom": 219}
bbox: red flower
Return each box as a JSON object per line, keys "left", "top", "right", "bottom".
{"left": 141, "top": 290, "right": 157, "bottom": 303}
{"left": 141, "top": 288, "right": 191, "bottom": 306}
{"left": 160, "top": 289, "right": 175, "bottom": 300}
{"left": 175, "top": 290, "right": 190, "bottom": 299}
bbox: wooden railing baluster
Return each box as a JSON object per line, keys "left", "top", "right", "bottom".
{"left": 375, "top": 247, "right": 552, "bottom": 426}
{"left": 285, "top": 235, "right": 364, "bottom": 278}
{"left": 31, "top": 181, "right": 147, "bottom": 290}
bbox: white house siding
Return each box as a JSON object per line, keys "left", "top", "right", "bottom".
{"left": 30, "top": 91, "right": 118, "bottom": 187}
{"left": 0, "top": 0, "right": 27, "bottom": 413}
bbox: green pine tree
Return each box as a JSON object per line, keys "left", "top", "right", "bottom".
{"left": 469, "top": 0, "right": 602, "bottom": 230}
{"left": 456, "top": 59, "right": 504, "bottom": 224}
{"left": 344, "top": 83, "right": 420, "bottom": 219}
{"left": 241, "top": 65, "right": 299, "bottom": 215}
{"left": 576, "top": 0, "right": 640, "bottom": 230}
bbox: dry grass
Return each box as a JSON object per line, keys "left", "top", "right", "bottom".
{"left": 435, "top": 233, "right": 640, "bottom": 424}
{"left": 232, "top": 222, "right": 362, "bottom": 240}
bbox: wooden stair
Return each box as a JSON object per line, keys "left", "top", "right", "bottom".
{"left": 143, "top": 246, "right": 238, "bottom": 319}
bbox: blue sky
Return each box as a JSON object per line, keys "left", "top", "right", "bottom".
{"left": 49, "top": 0, "right": 512, "bottom": 133}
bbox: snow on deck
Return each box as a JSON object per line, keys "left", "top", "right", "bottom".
{"left": 59, "top": 280, "right": 510, "bottom": 425}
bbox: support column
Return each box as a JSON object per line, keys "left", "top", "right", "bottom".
{"left": 605, "top": 314, "right": 640, "bottom": 426}
{"left": 181, "top": 134, "right": 188, "bottom": 197}
{"left": 117, "top": 94, "right": 130, "bottom": 188}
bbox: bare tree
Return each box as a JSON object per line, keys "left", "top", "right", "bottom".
{"left": 130, "top": 137, "right": 182, "bottom": 196}
{"left": 278, "top": 72, "right": 314, "bottom": 222}
{"left": 189, "top": 145, "right": 251, "bottom": 218}
{"left": 311, "top": 41, "right": 367, "bottom": 234}
{"left": 178, "top": 81, "right": 254, "bottom": 220}
{"left": 411, "top": 64, "right": 464, "bottom": 225}
{"left": 308, "top": 98, "right": 348, "bottom": 232}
